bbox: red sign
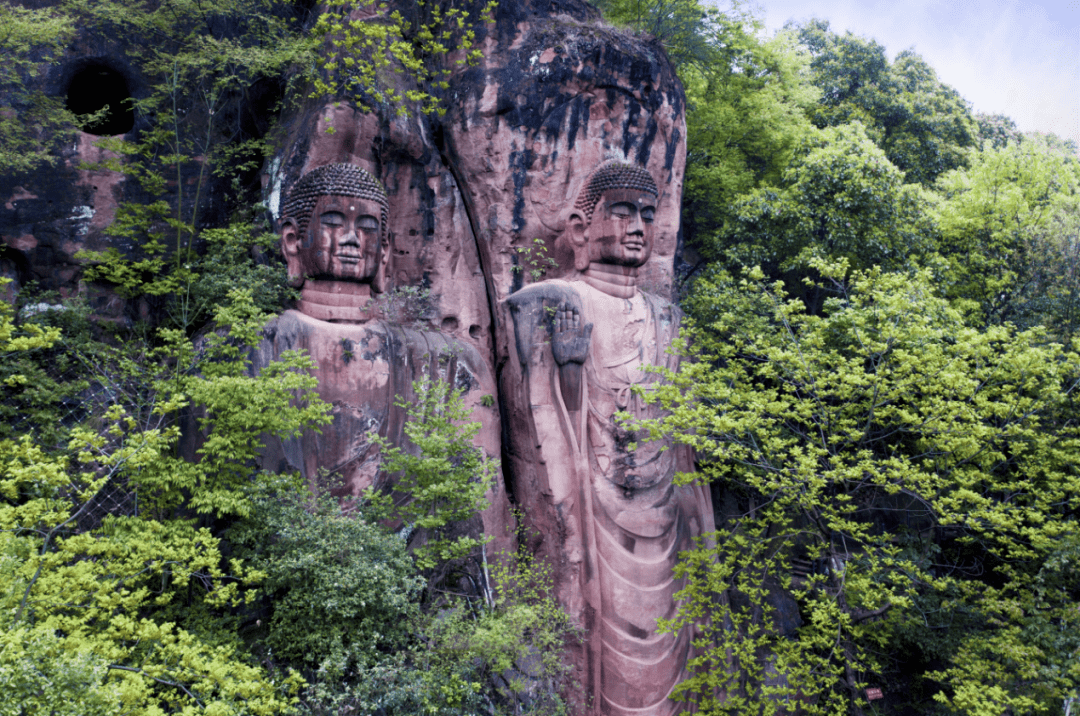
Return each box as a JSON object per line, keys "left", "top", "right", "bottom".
{"left": 866, "top": 688, "right": 884, "bottom": 701}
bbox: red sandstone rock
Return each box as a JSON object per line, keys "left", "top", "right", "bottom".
{"left": 2, "top": 1, "right": 709, "bottom": 710}
{"left": 259, "top": 3, "right": 702, "bottom": 711}
{"left": 500, "top": 162, "right": 713, "bottom": 714}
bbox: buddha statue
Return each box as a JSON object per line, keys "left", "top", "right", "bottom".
{"left": 253, "top": 163, "right": 511, "bottom": 553}
{"left": 501, "top": 161, "right": 715, "bottom": 715}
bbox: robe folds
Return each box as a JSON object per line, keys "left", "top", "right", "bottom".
{"left": 502, "top": 279, "right": 715, "bottom": 716}
{"left": 251, "top": 309, "right": 514, "bottom": 555}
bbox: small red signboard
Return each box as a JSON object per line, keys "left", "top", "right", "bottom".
{"left": 866, "top": 687, "right": 884, "bottom": 701}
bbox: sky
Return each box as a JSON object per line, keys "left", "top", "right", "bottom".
{"left": 749, "top": 0, "right": 1080, "bottom": 147}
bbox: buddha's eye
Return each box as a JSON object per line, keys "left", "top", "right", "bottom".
{"left": 609, "top": 203, "right": 633, "bottom": 219}
{"left": 357, "top": 215, "right": 380, "bottom": 231}
{"left": 641, "top": 208, "right": 655, "bottom": 223}
{"left": 320, "top": 211, "right": 345, "bottom": 227}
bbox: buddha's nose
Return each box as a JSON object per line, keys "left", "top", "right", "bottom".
{"left": 627, "top": 212, "right": 644, "bottom": 235}
{"left": 340, "top": 227, "right": 361, "bottom": 246}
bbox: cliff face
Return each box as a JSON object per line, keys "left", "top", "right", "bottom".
{"left": 263, "top": 0, "right": 686, "bottom": 365}
{"left": 1, "top": 3, "right": 692, "bottom": 711}
{"left": 266, "top": 7, "right": 692, "bottom": 707}
{"left": 0, "top": 0, "right": 685, "bottom": 351}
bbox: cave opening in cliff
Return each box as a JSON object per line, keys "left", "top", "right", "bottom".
{"left": 65, "top": 64, "right": 134, "bottom": 136}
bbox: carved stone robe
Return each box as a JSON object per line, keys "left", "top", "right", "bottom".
{"left": 251, "top": 309, "right": 513, "bottom": 553}
{"left": 502, "top": 279, "right": 714, "bottom": 716}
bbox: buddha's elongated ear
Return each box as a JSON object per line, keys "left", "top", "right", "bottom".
{"left": 281, "top": 218, "right": 306, "bottom": 288}
{"left": 567, "top": 211, "right": 590, "bottom": 272}
{"left": 372, "top": 231, "right": 391, "bottom": 295}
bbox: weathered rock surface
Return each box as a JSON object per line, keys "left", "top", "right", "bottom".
{"left": 3, "top": 1, "right": 704, "bottom": 713}
{"left": 252, "top": 308, "right": 515, "bottom": 559}
{"left": 264, "top": 0, "right": 687, "bottom": 365}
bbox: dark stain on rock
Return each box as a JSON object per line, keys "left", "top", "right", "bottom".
{"left": 621, "top": 101, "right": 641, "bottom": 158}
{"left": 635, "top": 114, "right": 658, "bottom": 166}
{"left": 508, "top": 148, "right": 534, "bottom": 234}
{"left": 664, "top": 126, "right": 680, "bottom": 178}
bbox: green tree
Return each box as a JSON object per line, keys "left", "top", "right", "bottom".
{"left": 229, "top": 479, "right": 423, "bottom": 698}
{"left": 680, "top": 23, "right": 819, "bottom": 260}
{"left": 593, "top": 0, "right": 716, "bottom": 69}
{"left": 228, "top": 394, "right": 573, "bottom": 716}
{"left": 717, "top": 122, "right": 935, "bottom": 309}
{"left": 0, "top": 4, "right": 77, "bottom": 174}
{"left": 371, "top": 375, "right": 493, "bottom": 572}
{"left": 312, "top": 0, "right": 495, "bottom": 117}
{"left": 794, "top": 19, "right": 978, "bottom": 186}
{"left": 974, "top": 112, "right": 1022, "bottom": 150}
{"left": 66, "top": 0, "right": 313, "bottom": 333}
{"left": 0, "top": 289, "right": 331, "bottom": 715}
{"left": 934, "top": 137, "right": 1080, "bottom": 330}
{"left": 643, "top": 259, "right": 1080, "bottom": 715}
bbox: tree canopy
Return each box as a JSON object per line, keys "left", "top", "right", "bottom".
{"left": 795, "top": 19, "right": 978, "bottom": 186}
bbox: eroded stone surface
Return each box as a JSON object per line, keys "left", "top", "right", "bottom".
{"left": 3, "top": 1, "right": 706, "bottom": 710}
{"left": 0, "top": 131, "right": 127, "bottom": 303}
{"left": 500, "top": 162, "right": 713, "bottom": 714}
{"left": 259, "top": 161, "right": 514, "bottom": 560}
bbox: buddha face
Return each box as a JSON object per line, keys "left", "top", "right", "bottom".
{"left": 585, "top": 188, "right": 656, "bottom": 268}
{"left": 282, "top": 195, "right": 385, "bottom": 283}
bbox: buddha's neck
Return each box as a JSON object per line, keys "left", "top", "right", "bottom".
{"left": 298, "top": 279, "right": 376, "bottom": 323}
{"left": 582, "top": 264, "right": 638, "bottom": 299}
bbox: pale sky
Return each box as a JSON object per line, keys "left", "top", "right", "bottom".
{"left": 749, "top": 0, "right": 1080, "bottom": 148}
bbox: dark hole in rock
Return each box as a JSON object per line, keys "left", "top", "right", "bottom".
{"left": 66, "top": 64, "right": 134, "bottom": 136}
{"left": 468, "top": 324, "right": 481, "bottom": 339}
{"left": 441, "top": 316, "right": 460, "bottom": 332}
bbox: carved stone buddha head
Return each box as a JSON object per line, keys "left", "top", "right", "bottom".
{"left": 279, "top": 164, "right": 391, "bottom": 291}
{"left": 567, "top": 162, "right": 659, "bottom": 273}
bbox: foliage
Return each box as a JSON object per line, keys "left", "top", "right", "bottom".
{"left": 369, "top": 374, "right": 493, "bottom": 571}
{"left": 278, "top": 544, "right": 574, "bottom": 716}
{"left": 79, "top": 220, "right": 295, "bottom": 333}
{"left": 410, "top": 547, "right": 576, "bottom": 716}
{"left": 934, "top": 137, "right": 1080, "bottom": 331}
{"left": 0, "top": 289, "right": 330, "bottom": 715}
{"left": 0, "top": 4, "right": 78, "bottom": 174}
{"left": 593, "top": 0, "right": 716, "bottom": 69}
{"left": 513, "top": 237, "right": 559, "bottom": 283}
{"left": 680, "top": 21, "right": 819, "bottom": 257}
{"left": 230, "top": 449, "right": 571, "bottom": 716}
{"left": 0, "top": 624, "right": 122, "bottom": 716}
{"left": 66, "top": 0, "right": 312, "bottom": 229}
{"left": 1025, "top": 130, "right": 1080, "bottom": 159}
{"left": 63, "top": 0, "right": 499, "bottom": 334}
{"left": 312, "top": 0, "right": 496, "bottom": 117}
{"left": 52, "top": 0, "right": 311, "bottom": 333}
{"left": 718, "top": 122, "right": 935, "bottom": 304}
{"left": 0, "top": 283, "right": 78, "bottom": 447}
{"left": 643, "top": 259, "right": 1080, "bottom": 714}
{"left": 230, "top": 478, "right": 422, "bottom": 675}
{"left": 793, "top": 19, "right": 978, "bottom": 186}
{"left": 974, "top": 112, "right": 1022, "bottom": 150}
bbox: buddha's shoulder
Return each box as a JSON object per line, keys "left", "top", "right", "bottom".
{"left": 506, "top": 279, "right": 581, "bottom": 304}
